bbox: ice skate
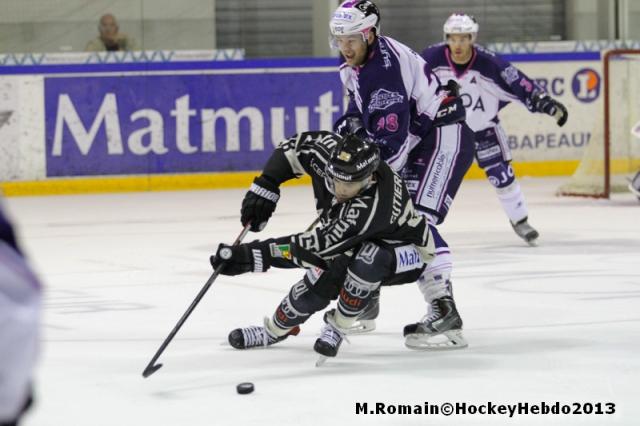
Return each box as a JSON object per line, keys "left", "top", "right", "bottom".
{"left": 511, "top": 216, "right": 539, "bottom": 245}
{"left": 228, "top": 317, "right": 299, "bottom": 349}
{"left": 324, "top": 288, "right": 380, "bottom": 335}
{"left": 314, "top": 312, "right": 349, "bottom": 366}
{"left": 403, "top": 296, "right": 468, "bottom": 350}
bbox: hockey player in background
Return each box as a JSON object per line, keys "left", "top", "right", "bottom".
{"left": 327, "top": 1, "right": 474, "bottom": 348}
{"left": 212, "top": 132, "right": 461, "bottom": 362}
{"left": 422, "top": 14, "right": 568, "bottom": 244}
{"left": 0, "top": 199, "right": 41, "bottom": 426}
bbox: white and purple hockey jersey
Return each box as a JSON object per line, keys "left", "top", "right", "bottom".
{"left": 0, "top": 204, "right": 41, "bottom": 423}
{"left": 421, "top": 42, "right": 544, "bottom": 132}
{"left": 335, "top": 36, "right": 447, "bottom": 171}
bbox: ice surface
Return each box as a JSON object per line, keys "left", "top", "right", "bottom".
{"left": 5, "top": 177, "right": 639, "bottom": 426}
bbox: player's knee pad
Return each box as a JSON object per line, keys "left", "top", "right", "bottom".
{"left": 348, "top": 242, "right": 394, "bottom": 285}
{"left": 338, "top": 271, "right": 381, "bottom": 319}
{"left": 337, "top": 242, "right": 390, "bottom": 318}
{"left": 484, "top": 161, "right": 515, "bottom": 189}
{"left": 273, "top": 278, "right": 331, "bottom": 330}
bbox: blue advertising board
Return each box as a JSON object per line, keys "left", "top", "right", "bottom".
{"left": 45, "top": 68, "right": 342, "bottom": 177}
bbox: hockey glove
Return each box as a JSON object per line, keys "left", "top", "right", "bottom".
{"left": 334, "top": 116, "right": 368, "bottom": 139}
{"left": 440, "top": 79, "right": 461, "bottom": 97}
{"left": 241, "top": 176, "right": 280, "bottom": 232}
{"left": 533, "top": 93, "right": 568, "bottom": 127}
{"left": 210, "top": 241, "right": 270, "bottom": 276}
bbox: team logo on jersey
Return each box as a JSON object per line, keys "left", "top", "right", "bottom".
{"left": 571, "top": 68, "right": 600, "bottom": 103}
{"left": 501, "top": 66, "right": 519, "bottom": 85}
{"left": 368, "top": 89, "right": 403, "bottom": 112}
{"left": 269, "top": 243, "right": 292, "bottom": 260}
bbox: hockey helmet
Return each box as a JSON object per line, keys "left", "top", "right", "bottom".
{"left": 443, "top": 13, "right": 479, "bottom": 42}
{"left": 329, "top": 1, "right": 381, "bottom": 48}
{"left": 327, "top": 132, "right": 379, "bottom": 182}
{"left": 326, "top": 134, "right": 380, "bottom": 201}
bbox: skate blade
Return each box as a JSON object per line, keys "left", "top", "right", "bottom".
{"left": 525, "top": 238, "right": 538, "bottom": 247}
{"left": 315, "top": 355, "right": 329, "bottom": 367}
{"left": 404, "top": 330, "right": 468, "bottom": 351}
{"left": 345, "top": 319, "right": 376, "bottom": 335}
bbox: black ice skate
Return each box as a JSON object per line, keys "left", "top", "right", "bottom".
{"left": 228, "top": 318, "right": 299, "bottom": 349}
{"left": 314, "top": 313, "right": 349, "bottom": 366}
{"left": 511, "top": 216, "right": 539, "bottom": 245}
{"left": 323, "top": 288, "right": 380, "bottom": 334}
{"left": 403, "top": 296, "right": 468, "bottom": 350}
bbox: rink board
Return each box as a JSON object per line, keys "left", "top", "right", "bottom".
{"left": 0, "top": 51, "right": 615, "bottom": 195}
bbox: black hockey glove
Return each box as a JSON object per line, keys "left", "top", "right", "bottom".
{"left": 433, "top": 79, "right": 466, "bottom": 127}
{"left": 533, "top": 92, "right": 568, "bottom": 127}
{"left": 241, "top": 176, "right": 280, "bottom": 232}
{"left": 440, "top": 79, "right": 461, "bottom": 97}
{"left": 210, "top": 241, "right": 270, "bottom": 276}
{"left": 334, "top": 116, "right": 368, "bottom": 139}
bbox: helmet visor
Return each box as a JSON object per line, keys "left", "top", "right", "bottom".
{"left": 329, "top": 32, "right": 368, "bottom": 51}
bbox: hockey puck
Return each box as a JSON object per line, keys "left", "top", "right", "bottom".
{"left": 236, "top": 382, "right": 254, "bottom": 394}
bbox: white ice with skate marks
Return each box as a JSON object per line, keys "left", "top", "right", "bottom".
{"left": 7, "top": 177, "right": 639, "bottom": 425}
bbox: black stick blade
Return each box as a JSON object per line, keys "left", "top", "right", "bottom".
{"left": 142, "top": 363, "right": 163, "bottom": 378}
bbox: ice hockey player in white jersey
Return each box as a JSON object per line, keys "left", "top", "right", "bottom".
{"left": 0, "top": 198, "right": 41, "bottom": 426}
{"left": 329, "top": 0, "right": 475, "bottom": 349}
{"left": 422, "top": 14, "right": 569, "bottom": 244}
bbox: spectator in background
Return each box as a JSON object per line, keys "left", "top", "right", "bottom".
{"left": 0, "top": 198, "right": 42, "bottom": 426}
{"left": 85, "top": 13, "right": 137, "bottom": 52}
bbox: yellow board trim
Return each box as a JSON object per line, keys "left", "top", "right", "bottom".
{"left": 0, "top": 160, "right": 581, "bottom": 197}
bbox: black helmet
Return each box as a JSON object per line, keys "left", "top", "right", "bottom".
{"left": 326, "top": 133, "right": 381, "bottom": 183}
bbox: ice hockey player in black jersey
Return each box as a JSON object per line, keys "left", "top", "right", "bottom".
{"left": 210, "top": 132, "right": 463, "bottom": 362}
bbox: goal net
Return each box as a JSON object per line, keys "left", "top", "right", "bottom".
{"left": 557, "top": 49, "right": 640, "bottom": 198}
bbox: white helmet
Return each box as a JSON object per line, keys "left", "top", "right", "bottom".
{"left": 329, "top": 0, "right": 381, "bottom": 39}
{"left": 443, "top": 13, "right": 479, "bottom": 42}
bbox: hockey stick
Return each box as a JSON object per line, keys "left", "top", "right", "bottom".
{"left": 142, "top": 223, "right": 251, "bottom": 378}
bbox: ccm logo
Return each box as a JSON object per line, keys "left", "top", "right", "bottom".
{"left": 436, "top": 103, "right": 457, "bottom": 118}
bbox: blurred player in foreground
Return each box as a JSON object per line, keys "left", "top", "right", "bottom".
{"left": 0, "top": 198, "right": 41, "bottom": 426}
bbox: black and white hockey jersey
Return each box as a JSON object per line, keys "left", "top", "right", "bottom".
{"left": 260, "top": 131, "right": 431, "bottom": 262}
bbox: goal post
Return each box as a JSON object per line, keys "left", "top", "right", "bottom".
{"left": 557, "top": 49, "right": 640, "bottom": 198}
